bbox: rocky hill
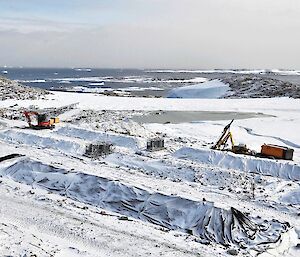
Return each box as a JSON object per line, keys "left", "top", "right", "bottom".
{"left": 0, "top": 76, "right": 50, "bottom": 101}
{"left": 222, "top": 75, "right": 300, "bottom": 98}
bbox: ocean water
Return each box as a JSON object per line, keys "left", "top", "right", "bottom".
{"left": 1, "top": 68, "right": 208, "bottom": 97}
{"left": 1, "top": 68, "right": 300, "bottom": 97}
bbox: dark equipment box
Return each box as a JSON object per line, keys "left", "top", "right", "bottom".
{"left": 261, "top": 144, "right": 294, "bottom": 160}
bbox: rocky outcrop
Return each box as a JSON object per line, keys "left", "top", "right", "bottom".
{"left": 222, "top": 75, "right": 300, "bottom": 98}
{"left": 0, "top": 76, "right": 50, "bottom": 101}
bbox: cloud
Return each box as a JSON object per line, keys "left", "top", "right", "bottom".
{"left": 0, "top": 17, "right": 95, "bottom": 33}
{"left": 0, "top": 0, "right": 300, "bottom": 68}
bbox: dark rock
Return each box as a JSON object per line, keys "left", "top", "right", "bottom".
{"left": 227, "top": 248, "right": 238, "bottom": 255}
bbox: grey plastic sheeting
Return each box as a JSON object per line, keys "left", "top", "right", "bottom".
{"left": 0, "top": 158, "right": 290, "bottom": 253}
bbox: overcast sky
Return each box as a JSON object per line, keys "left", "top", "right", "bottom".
{"left": 0, "top": 0, "right": 299, "bottom": 69}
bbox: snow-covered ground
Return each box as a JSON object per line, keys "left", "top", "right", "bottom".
{"left": 1, "top": 91, "right": 300, "bottom": 256}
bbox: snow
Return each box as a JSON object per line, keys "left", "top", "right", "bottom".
{"left": 146, "top": 69, "right": 269, "bottom": 74}
{"left": 0, "top": 129, "right": 85, "bottom": 155}
{"left": 281, "top": 189, "right": 300, "bottom": 205}
{"left": 2, "top": 90, "right": 300, "bottom": 113}
{"left": 30, "top": 76, "right": 208, "bottom": 85}
{"left": 146, "top": 69, "right": 300, "bottom": 76}
{"left": 0, "top": 177, "right": 201, "bottom": 257}
{"left": 105, "top": 153, "right": 196, "bottom": 182}
{"left": 270, "top": 69, "right": 300, "bottom": 76}
{"left": 1, "top": 90, "right": 300, "bottom": 256}
{"left": 20, "top": 79, "right": 47, "bottom": 83}
{"left": 56, "top": 126, "right": 138, "bottom": 150}
{"left": 167, "top": 79, "right": 230, "bottom": 99}
{"left": 67, "top": 85, "right": 164, "bottom": 93}
{"left": 174, "top": 147, "right": 300, "bottom": 181}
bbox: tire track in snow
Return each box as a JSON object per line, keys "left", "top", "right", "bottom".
{"left": 240, "top": 126, "right": 300, "bottom": 149}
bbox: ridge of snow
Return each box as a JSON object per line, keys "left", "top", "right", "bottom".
{"left": 174, "top": 147, "right": 300, "bottom": 181}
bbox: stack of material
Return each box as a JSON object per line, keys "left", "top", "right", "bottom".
{"left": 85, "top": 142, "right": 113, "bottom": 158}
{"left": 147, "top": 138, "right": 165, "bottom": 151}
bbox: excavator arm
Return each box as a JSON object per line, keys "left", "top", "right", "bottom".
{"left": 24, "top": 111, "right": 39, "bottom": 126}
{"left": 212, "top": 119, "right": 250, "bottom": 154}
{"left": 211, "top": 119, "right": 234, "bottom": 150}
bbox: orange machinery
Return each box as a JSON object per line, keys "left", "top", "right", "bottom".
{"left": 212, "top": 120, "right": 294, "bottom": 160}
{"left": 261, "top": 144, "right": 294, "bottom": 160}
{"left": 24, "top": 111, "right": 59, "bottom": 129}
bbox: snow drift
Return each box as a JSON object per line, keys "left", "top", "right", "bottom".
{"left": 280, "top": 189, "right": 300, "bottom": 205}
{"left": 174, "top": 147, "right": 300, "bottom": 181}
{"left": 56, "top": 127, "right": 138, "bottom": 150}
{"left": 0, "top": 130, "right": 84, "bottom": 155}
{"left": 167, "top": 80, "right": 230, "bottom": 99}
{"left": 0, "top": 157, "right": 291, "bottom": 253}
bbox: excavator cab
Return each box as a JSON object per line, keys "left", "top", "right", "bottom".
{"left": 24, "top": 111, "right": 59, "bottom": 130}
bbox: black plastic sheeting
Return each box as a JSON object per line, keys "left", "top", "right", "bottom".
{"left": 0, "top": 154, "right": 24, "bottom": 163}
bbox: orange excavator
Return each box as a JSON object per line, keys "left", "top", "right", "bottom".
{"left": 24, "top": 111, "right": 59, "bottom": 129}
